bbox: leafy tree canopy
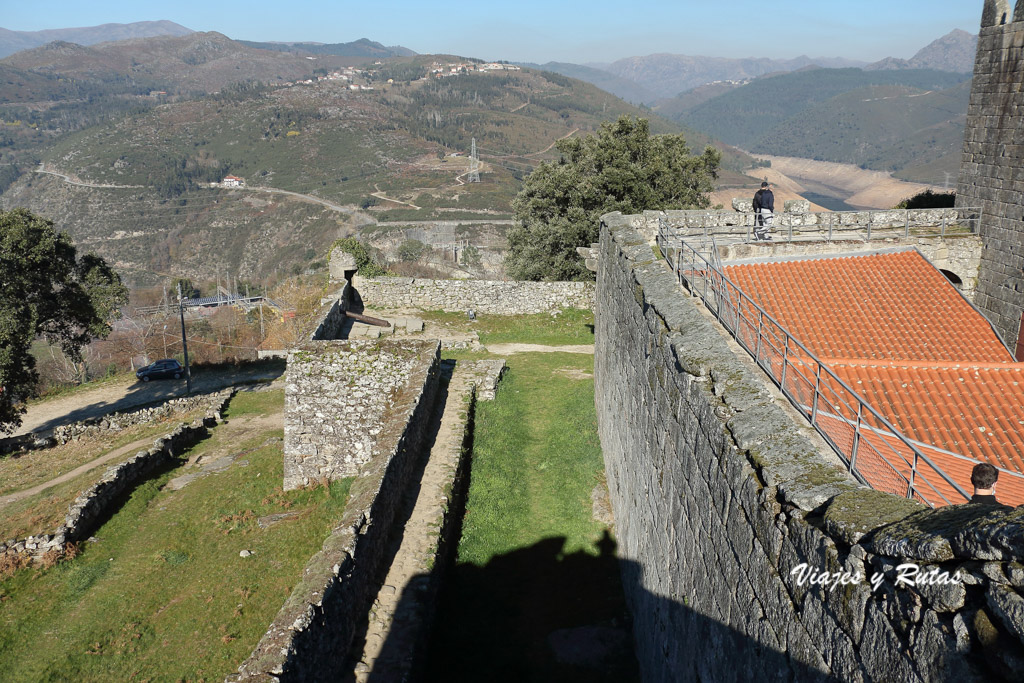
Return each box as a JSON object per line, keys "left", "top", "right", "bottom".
{"left": 0, "top": 209, "right": 128, "bottom": 433}
{"left": 328, "top": 237, "right": 387, "bottom": 277}
{"left": 505, "top": 116, "right": 721, "bottom": 281}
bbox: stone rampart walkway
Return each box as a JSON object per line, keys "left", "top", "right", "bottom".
{"left": 347, "top": 359, "right": 504, "bottom": 681}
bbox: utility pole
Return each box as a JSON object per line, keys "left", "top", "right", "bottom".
{"left": 177, "top": 283, "right": 192, "bottom": 395}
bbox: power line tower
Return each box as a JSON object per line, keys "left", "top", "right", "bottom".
{"left": 468, "top": 137, "right": 480, "bottom": 183}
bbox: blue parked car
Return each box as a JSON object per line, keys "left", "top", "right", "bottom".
{"left": 136, "top": 359, "right": 184, "bottom": 382}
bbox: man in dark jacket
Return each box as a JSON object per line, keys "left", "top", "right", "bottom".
{"left": 754, "top": 182, "right": 774, "bottom": 241}
{"left": 968, "top": 463, "right": 1013, "bottom": 509}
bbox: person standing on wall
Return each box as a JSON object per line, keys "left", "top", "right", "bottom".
{"left": 754, "top": 181, "right": 775, "bottom": 241}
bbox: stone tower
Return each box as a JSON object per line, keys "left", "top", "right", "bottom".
{"left": 956, "top": 0, "right": 1024, "bottom": 357}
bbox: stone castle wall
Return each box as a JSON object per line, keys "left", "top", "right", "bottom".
{"left": 956, "top": 1, "right": 1024, "bottom": 351}
{"left": 595, "top": 212, "right": 1024, "bottom": 682}
{"left": 283, "top": 340, "right": 438, "bottom": 490}
{"left": 232, "top": 341, "right": 441, "bottom": 681}
{"left": 631, "top": 208, "right": 966, "bottom": 243}
{"left": 352, "top": 276, "right": 594, "bottom": 314}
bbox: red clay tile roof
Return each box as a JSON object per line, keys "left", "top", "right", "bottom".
{"left": 724, "top": 250, "right": 1012, "bottom": 363}
{"left": 827, "top": 360, "right": 1024, "bottom": 474}
{"left": 721, "top": 249, "right": 1024, "bottom": 507}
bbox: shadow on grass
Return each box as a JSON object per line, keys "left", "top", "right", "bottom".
{"left": 379, "top": 529, "right": 834, "bottom": 682}
{"left": 414, "top": 530, "right": 639, "bottom": 683}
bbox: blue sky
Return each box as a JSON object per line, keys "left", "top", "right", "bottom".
{"left": 2, "top": 1, "right": 981, "bottom": 65}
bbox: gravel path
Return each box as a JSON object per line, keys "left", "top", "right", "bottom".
{"left": 0, "top": 434, "right": 156, "bottom": 508}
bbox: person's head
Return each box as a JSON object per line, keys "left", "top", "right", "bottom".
{"left": 761, "top": 181, "right": 769, "bottom": 189}
{"left": 971, "top": 463, "right": 999, "bottom": 492}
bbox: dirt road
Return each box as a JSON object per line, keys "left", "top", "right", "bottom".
{"left": 11, "top": 365, "right": 285, "bottom": 438}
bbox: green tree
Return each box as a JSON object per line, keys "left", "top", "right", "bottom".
{"left": 328, "top": 237, "right": 387, "bottom": 277}
{"left": 397, "top": 239, "right": 426, "bottom": 262}
{"left": 506, "top": 116, "right": 721, "bottom": 281}
{"left": 462, "top": 244, "right": 482, "bottom": 268}
{"left": 0, "top": 209, "right": 128, "bottom": 433}
{"left": 171, "top": 277, "right": 196, "bottom": 299}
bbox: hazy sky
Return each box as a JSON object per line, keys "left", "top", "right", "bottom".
{"left": 2, "top": 1, "right": 981, "bottom": 65}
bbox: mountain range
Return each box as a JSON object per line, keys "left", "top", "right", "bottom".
{"left": 0, "top": 20, "right": 982, "bottom": 283}
{"left": 531, "top": 29, "right": 977, "bottom": 104}
{"left": 0, "top": 21, "right": 194, "bottom": 58}
{"left": 237, "top": 38, "right": 415, "bottom": 58}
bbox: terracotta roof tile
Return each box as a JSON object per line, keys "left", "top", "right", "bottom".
{"left": 720, "top": 249, "right": 1024, "bottom": 507}
{"left": 724, "top": 250, "right": 1012, "bottom": 363}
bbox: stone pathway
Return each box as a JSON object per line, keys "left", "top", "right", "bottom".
{"left": 348, "top": 359, "right": 505, "bottom": 682}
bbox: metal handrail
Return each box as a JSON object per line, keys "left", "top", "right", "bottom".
{"left": 654, "top": 223, "right": 1001, "bottom": 507}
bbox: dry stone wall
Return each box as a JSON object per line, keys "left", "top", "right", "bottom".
{"left": 0, "top": 391, "right": 226, "bottom": 455}
{"left": 1, "top": 390, "right": 233, "bottom": 565}
{"left": 956, "top": 2, "right": 1024, "bottom": 351}
{"left": 283, "top": 340, "right": 436, "bottom": 489}
{"left": 308, "top": 281, "right": 352, "bottom": 341}
{"left": 595, "top": 212, "right": 1024, "bottom": 682}
{"left": 351, "top": 276, "right": 594, "bottom": 314}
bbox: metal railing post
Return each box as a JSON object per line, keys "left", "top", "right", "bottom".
{"left": 780, "top": 335, "right": 790, "bottom": 388}
{"left": 754, "top": 311, "right": 764, "bottom": 365}
{"left": 941, "top": 216, "right": 948, "bottom": 237}
{"left": 811, "top": 362, "right": 822, "bottom": 423}
{"left": 905, "top": 210, "right": 910, "bottom": 238}
{"left": 907, "top": 449, "right": 919, "bottom": 499}
{"left": 849, "top": 402, "right": 863, "bottom": 474}
{"left": 867, "top": 219, "right": 872, "bottom": 241}
{"left": 828, "top": 213, "right": 833, "bottom": 241}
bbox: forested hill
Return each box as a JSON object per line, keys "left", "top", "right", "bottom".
{"left": 237, "top": 38, "right": 415, "bottom": 58}
{"left": 0, "top": 47, "right": 748, "bottom": 285}
{"left": 660, "top": 68, "right": 971, "bottom": 183}
{"left": 0, "top": 21, "right": 193, "bottom": 58}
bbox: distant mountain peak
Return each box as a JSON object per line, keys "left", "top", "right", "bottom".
{"left": 867, "top": 29, "right": 977, "bottom": 73}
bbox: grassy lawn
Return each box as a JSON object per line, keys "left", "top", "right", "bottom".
{"left": 0, "top": 388, "right": 354, "bottom": 682}
{"left": 425, "top": 349, "right": 637, "bottom": 682}
{"left": 0, "top": 409, "right": 217, "bottom": 541}
{"left": 419, "top": 308, "right": 594, "bottom": 346}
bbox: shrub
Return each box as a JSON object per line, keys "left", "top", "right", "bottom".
{"left": 894, "top": 189, "right": 955, "bottom": 209}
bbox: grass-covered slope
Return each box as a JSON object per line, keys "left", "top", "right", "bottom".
{"left": 0, "top": 388, "right": 353, "bottom": 681}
